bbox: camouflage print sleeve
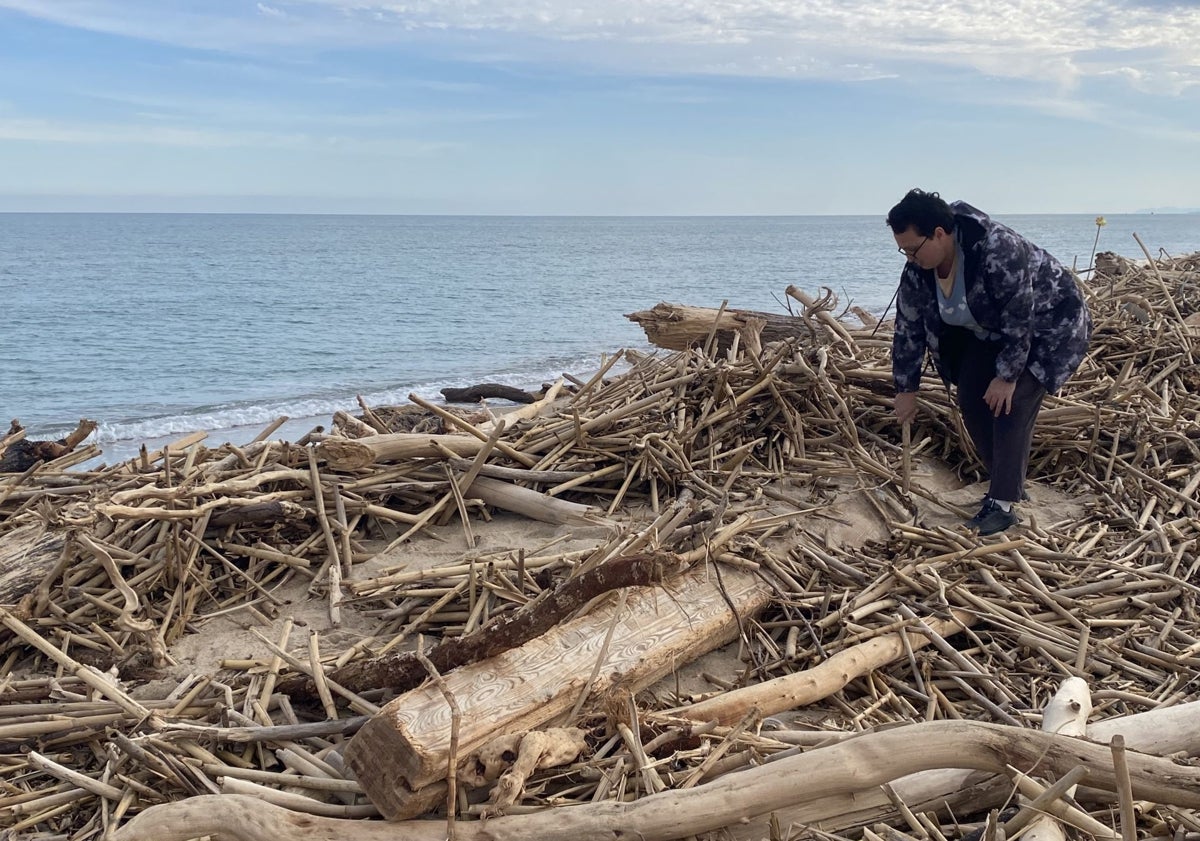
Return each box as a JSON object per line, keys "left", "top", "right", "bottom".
{"left": 891, "top": 267, "right": 927, "bottom": 393}
{"left": 983, "top": 226, "right": 1034, "bottom": 382}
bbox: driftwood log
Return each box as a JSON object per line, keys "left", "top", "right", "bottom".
{"left": 441, "top": 384, "right": 538, "bottom": 404}
{"left": 626, "top": 302, "right": 812, "bottom": 352}
{"left": 111, "top": 717, "right": 1200, "bottom": 841}
{"left": 672, "top": 609, "right": 976, "bottom": 725}
{"left": 344, "top": 563, "right": 773, "bottom": 819}
{"left": 728, "top": 698, "right": 1200, "bottom": 840}
{"left": 0, "top": 419, "right": 96, "bottom": 473}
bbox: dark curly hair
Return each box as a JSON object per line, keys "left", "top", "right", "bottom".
{"left": 886, "top": 188, "right": 955, "bottom": 237}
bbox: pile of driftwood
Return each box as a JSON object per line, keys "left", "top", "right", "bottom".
{"left": 1, "top": 249, "right": 1198, "bottom": 841}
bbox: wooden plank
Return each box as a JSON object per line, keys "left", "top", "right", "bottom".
{"left": 344, "top": 563, "right": 772, "bottom": 819}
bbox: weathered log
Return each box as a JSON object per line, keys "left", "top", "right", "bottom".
{"left": 316, "top": 432, "right": 593, "bottom": 522}
{"left": 446, "top": 456, "right": 594, "bottom": 483}
{"left": 1021, "top": 676, "right": 1092, "bottom": 841}
{"left": 441, "top": 384, "right": 538, "bottom": 404}
{"left": 673, "top": 609, "right": 977, "bottom": 725}
{"left": 0, "top": 523, "right": 66, "bottom": 604}
{"left": 344, "top": 563, "right": 772, "bottom": 819}
{"left": 318, "top": 432, "right": 486, "bottom": 469}
{"left": 625, "top": 302, "right": 812, "bottom": 352}
{"left": 0, "top": 418, "right": 97, "bottom": 473}
{"left": 464, "top": 727, "right": 590, "bottom": 813}
{"left": 280, "top": 553, "right": 686, "bottom": 698}
{"left": 467, "top": 475, "right": 594, "bottom": 525}
{"left": 207, "top": 501, "right": 307, "bottom": 529}
{"left": 727, "top": 698, "right": 1200, "bottom": 840}
{"left": 112, "top": 718, "right": 1200, "bottom": 841}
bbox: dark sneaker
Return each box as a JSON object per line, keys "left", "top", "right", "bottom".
{"left": 966, "top": 497, "right": 1020, "bottom": 536}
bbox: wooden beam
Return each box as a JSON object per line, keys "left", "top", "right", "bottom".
{"left": 344, "top": 563, "right": 772, "bottom": 819}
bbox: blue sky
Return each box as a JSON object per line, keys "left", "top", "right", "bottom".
{"left": 0, "top": 0, "right": 1197, "bottom": 214}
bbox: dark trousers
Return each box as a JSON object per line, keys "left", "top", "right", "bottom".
{"left": 955, "top": 336, "right": 1046, "bottom": 502}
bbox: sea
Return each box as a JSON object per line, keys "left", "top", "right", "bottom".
{"left": 2, "top": 212, "right": 1196, "bottom": 465}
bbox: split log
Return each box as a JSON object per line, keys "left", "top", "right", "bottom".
{"left": 0, "top": 523, "right": 66, "bottom": 604}
{"left": 344, "top": 563, "right": 773, "bottom": 819}
{"left": 441, "top": 384, "right": 538, "bottom": 404}
{"left": 626, "top": 302, "right": 812, "bottom": 352}
{"left": 281, "top": 553, "right": 685, "bottom": 698}
{"left": 112, "top": 718, "right": 1200, "bottom": 841}
{"left": 0, "top": 418, "right": 97, "bottom": 473}
{"left": 673, "top": 609, "right": 977, "bottom": 725}
{"left": 726, "top": 698, "right": 1200, "bottom": 840}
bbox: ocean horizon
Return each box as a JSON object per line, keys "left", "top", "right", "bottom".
{"left": 3, "top": 212, "right": 1195, "bottom": 466}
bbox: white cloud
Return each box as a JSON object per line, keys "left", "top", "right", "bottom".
{"left": 1, "top": 0, "right": 1198, "bottom": 93}
{"left": 0, "top": 116, "right": 459, "bottom": 154}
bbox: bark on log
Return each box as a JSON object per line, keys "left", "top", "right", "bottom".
{"left": 674, "top": 609, "right": 976, "bottom": 725}
{"left": 207, "top": 501, "right": 307, "bottom": 529}
{"left": 626, "top": 302, "right": 814, "bottom": 353}
{"left": 112, "top": 718, "right": 1200, "bottom": 841}
{"left": 280, "top": 553, "right": 685, "bottom": 698}
{"left": 441, "top": 384, "right": 538, "bottom": 404}
{"left": 344, "top": 564, "right": 772, "bottom": 819}
{"left": 0, "top": 523, "right": 66, "bottom": 605}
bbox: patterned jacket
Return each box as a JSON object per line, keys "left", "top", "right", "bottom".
{"left": 892, "top": 201, "right": 1092, "bottom": 395}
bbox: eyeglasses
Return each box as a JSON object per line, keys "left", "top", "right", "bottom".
{"left": 898, "top": 236, "right": 928, "bottom": 260}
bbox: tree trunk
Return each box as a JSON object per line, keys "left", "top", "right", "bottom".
{"left": 343, "top": 564, "right": 772, "bottom": 819}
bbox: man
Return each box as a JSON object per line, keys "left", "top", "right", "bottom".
{"left": 887, "top": 189, "right": 1092, "bottom": 535}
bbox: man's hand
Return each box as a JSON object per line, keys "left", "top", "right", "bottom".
{"left": 894, "top": 391, "right": 918, "bottom": 424}
{"left": 983, "top": 377, "right": 1017, "bottom": 416}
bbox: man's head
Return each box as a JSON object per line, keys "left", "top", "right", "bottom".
{"left": 887, "top": 189, "right": 956, "bottom": 270}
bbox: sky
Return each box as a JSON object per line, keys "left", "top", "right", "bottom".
{"left": 0, "top": 0, "right": 1197, "bottom": 215}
